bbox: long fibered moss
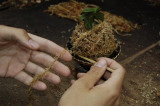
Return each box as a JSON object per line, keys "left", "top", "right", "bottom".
{"left": 70, "top": 21, "right": 118, "bottom": 60}
{"left": 47, "top": 0, "right": 137, "bottom": 33}
{"left": 28, "top": 49, "right": 66, "bottom": 96}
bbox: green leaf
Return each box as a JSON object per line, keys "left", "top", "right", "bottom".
{"left": 95, "top": 6, "right": 101, "bottom": 13}
{"left": 80, "top": 6, "right": 104, "bottom": 30}
{"left": 94, "top": 12, "right": 104, "bottom": 21}
{"left": 82, "top": 7, "right": 96, "bottom": 13}
{"left": 82, "top": 6, "right": 101, "bottom": 13}
{"left": 80, "top": 12, "right": 93, "bottom": 21}
{"left": 84, "top": 19, "right": 94, "bottom": 30}
{"left": 79, "top": 14, "right": 86, "bottom": 21}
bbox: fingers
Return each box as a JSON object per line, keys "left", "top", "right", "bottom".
{"left": 77, "top": 71, "right": 111, "bottom": 80}
{"left": 28, "top": 33, "right": 72, "bottom": 61}
{"left": 102, "top": 59, "right": 125, "bottom": 90}
{"left": 77, "top": 73, "right": 105, "bottom": 85}
{"left": 30, "top": 51, "right": 70, "bottom": 77}
{"left": 76, "top": 58, "right": 125, "bottom": 93}
{"left": 24, "top": 61, "right": 61, "bottom": 84}
{"left": 77, "top": 73, "right": 85, "bottom": 78}
{"left": 92, "top": 58, "right": 125, "bottom": 95}
{"left": 98, "top": 57, "right": 123, "bottom": 70}
{"left": 75, "top": 59, "right": 107, "bottom": 89}
{"left": 0, "top": 25, "right": 39, "bottom": 50}
{"left": 77, "top": 72, "right": 110, "bottom": 85}
{"left": 103, "top": 71, "right": 111, "bottom": 80}
{"left": 14, "top": 71, "right": 47, "bottom": 90}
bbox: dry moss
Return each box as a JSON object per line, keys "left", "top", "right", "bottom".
{"left": 47, "top": 0, "right": 137, "bottom": 33}
{"left": 103, "top": 11, "right": 137, "bottom": 32}
{"left": 70, "top": 21, "right": 118, "bottom": 60}
{"left": 46, "top": 0, "right": 88, "bottom": 21}
{"left": 28, "top": 50, "right": 66, "bottom": 96}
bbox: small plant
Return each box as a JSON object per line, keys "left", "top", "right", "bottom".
{"left": 69, "top": 6, "right": 118, "bottom": 66}
{"left": 79, "top": 6, "right": 104, "bottom": 30}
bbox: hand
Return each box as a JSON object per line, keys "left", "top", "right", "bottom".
{"left": 59, "top": 58, "right": 125, "bottom": 106}
{"left": 0, "top": 25, "right": 72, "bottom": 90}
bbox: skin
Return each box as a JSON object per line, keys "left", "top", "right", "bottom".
{"left": 0, "top": 25, "right": 125, "bottom": 106}
{"left": 0, "top": 25, "right": 72, "bottom": 90}
{"left": 59, "top": 58, "right": 125, "bottom": 106}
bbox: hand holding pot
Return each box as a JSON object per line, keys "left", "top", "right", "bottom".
{"left": 59, "top": 58, "right": 125, "bottom": 106}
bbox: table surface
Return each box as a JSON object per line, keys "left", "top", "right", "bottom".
{"left": 0, "top": 0, "right": 160, "bottom": 105}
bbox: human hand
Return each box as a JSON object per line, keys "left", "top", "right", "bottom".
{"left": 0, "top": 25, "right": 72, "bottom": 90}
{"left": 59, "top": 58, "right": 125, "bottom": 106}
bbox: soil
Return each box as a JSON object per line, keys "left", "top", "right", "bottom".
{"left": 0, "top": 0, "right": 160, "bottom": 106}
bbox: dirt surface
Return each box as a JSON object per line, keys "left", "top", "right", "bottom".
{"left": 0, "top": 0, "right": 160, "bottom": 106}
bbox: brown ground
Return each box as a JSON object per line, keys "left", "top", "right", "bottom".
{"left": 0, "top": 0, "right": 160, "bottom": 106}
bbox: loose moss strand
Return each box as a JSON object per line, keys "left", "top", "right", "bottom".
{"left": 28, "top": 49, "right": 66, "bottom": 96}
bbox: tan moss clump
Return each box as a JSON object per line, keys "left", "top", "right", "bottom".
{"left": 70, "top": 21, "right": 118, "bottom": 60}
{"left": 103, "top": 11, "right": 137, "bottom": 32}
{"left": 46, "top": 0, "right": 88, "bottom": 21}
{"left": 47, "top": 0, "right": 138, "bottom": 33}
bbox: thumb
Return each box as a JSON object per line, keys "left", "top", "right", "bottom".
{"left": 77, "top": 59, "right": 107, "bottom": 89}
{"left": 0, "top": 25, "right": 39, "bottom": 50}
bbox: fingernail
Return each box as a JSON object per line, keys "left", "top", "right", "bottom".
{"left": 95, "top": 59, "right": 106, "bottom": 67}
{"left": 29, "top": 39, "right": 39, "bottom": 48}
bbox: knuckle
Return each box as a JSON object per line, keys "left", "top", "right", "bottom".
{"left": 44, "top": 40, "right": 50, "bottom": 49}
{"left": 19, "top": 29, "right": 27, "bottom": 35}
{"left": 16, "top": 29, "right": 29, "bottom": 40}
